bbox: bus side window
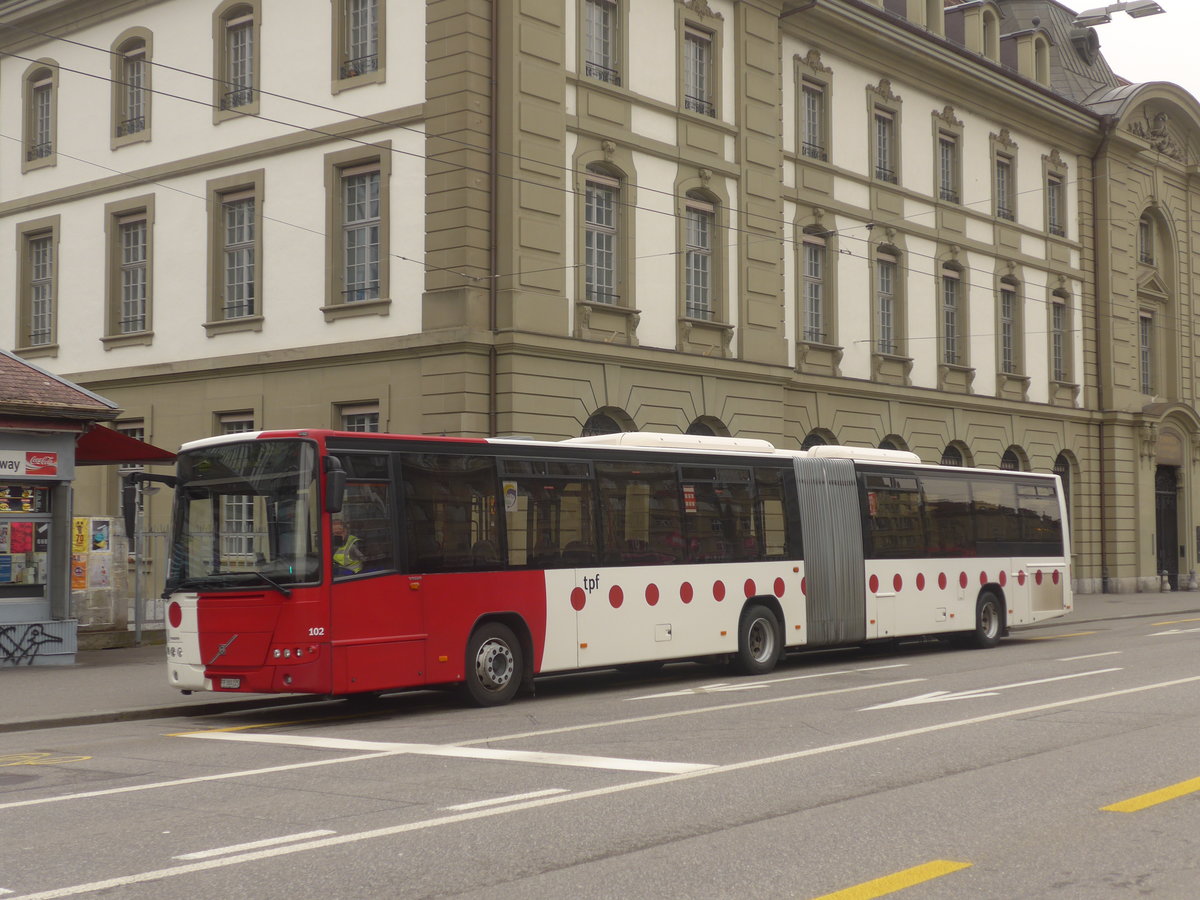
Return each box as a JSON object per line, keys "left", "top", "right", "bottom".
{"left": 754, "top": 467, "right": 792, "bottom": 560}
{"left": 972, "top": 478, "right": 1020, "bottom": 556}
{"left": 862, "top": 473, "right": 923, "bottom": 559}
{"left": 921, "top": 474, "right": 975, "bottom": 557}
{"left": 595, "top": 461, "right": 683, "bottom": 565}
{"left": 399, "top": 454, "right": 498, "bottom": 573}
{"left": 502, "top": 470, "right": 596, "bottom": 569}
{"left": 336, "top": 480, "right": 396, "bottom": 577}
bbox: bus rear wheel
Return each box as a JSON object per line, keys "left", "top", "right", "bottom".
{"left": 463, "top": 622, "right": 523, "bottom": 707}
{"left": 735, "top": 604, "right": 782, "bottom": 676}
{"left": 970, "top": 591, "right": 1003, "bottom": 649}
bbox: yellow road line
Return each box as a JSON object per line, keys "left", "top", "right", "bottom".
{"left": 812, "top": 860, "right": 972, "bottom": 899}
{"left": 1102, "top": 776, "right": 1200, "bottom": 813}
{"left": 1152, "top": 617, "right": 1200, "bottom": 625}
{"left": 1027, "top": 631, "right": 1097, "bottom": 640}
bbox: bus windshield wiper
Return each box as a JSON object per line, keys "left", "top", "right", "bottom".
{"left": 245, "top": 571, "right": 292, "bottom": 597}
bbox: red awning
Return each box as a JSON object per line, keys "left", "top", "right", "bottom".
{"left": 75, "top": 426, "right": 176, "bottom": 466}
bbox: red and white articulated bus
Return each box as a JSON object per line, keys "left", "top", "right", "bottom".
{"left": 163, "top": 429, "right": 1071, "bottom": 706}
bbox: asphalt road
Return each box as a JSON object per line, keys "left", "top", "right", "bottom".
{"left": 3, "top": 610, "right": 1199, "bottom": 899}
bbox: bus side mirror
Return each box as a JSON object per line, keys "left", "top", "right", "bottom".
{"left": 324, "top": 456, "right": 346, "bottom": 514}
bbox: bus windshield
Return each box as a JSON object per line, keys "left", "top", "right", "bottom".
{"left": 165, "top": 439, "right": 321, "bottom": 593}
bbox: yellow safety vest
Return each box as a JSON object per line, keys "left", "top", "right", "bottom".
{"left": 333, "top": 534, "right": 362, "bottom": 573}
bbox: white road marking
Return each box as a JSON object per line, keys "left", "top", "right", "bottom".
{"left": 627, "top": 665, "right": 910, "bottom": 701}
{"left": 1057, "top": 651, "right": 1122, "bottom": 661}
{"left": 10, "top": 674, "right": 1200, "bottom": 900}
{"left": 174, "top": 831, "right": 336, "bottom": 860}
{"left": 443, "top": 789, "right": 568, "bottom": 811}
{"left": 459, "top": 679, "right": 926, "bottom": 745}
{"left": 1, "top": 678, "right": 922, "bottom": 812}
{"left": 0, "top": 752, "right": 401, "bottom": 812}
{"left": 860, "top": 668, "right": 1123, "bottom": 710}
{"left": 1149, "top": 627, "right": 1200, "bottom": 636}
{"left": 181, "top": 731, "right": 712, "bottom": 774}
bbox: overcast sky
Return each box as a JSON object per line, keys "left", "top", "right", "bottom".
{"left": 1082, "top": 0, "right": 1200, "bottom": 100}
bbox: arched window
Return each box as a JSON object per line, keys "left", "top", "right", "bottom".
{"left": 686, "top": 417, "right": 728, "bottom": 437}
{"left": 940, "top": 445, "right": 963, "bottom": 467}
{"left": 23, "top": 62, "right": 58, "bottom": 170}
{"left": 1034, "top": 36, "right": 1050, "bottom": 86}
{"left": 801, "top": 431, "right": 829, "bottom": 450}
{"left": 213, "top": 1, "right": 261, "bottom": 119}
{"left": 112, "top": 32, "right": 151, "bottom": 143}
{"left": 1000, "top": 448, "right": 1021, "bottom": 471}
{"left": 582, "top": 408, "right": 634, "bottom": 437}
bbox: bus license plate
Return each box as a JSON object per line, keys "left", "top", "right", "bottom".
{"left": 220, "top": 677, "right": 241, "bottom": 689}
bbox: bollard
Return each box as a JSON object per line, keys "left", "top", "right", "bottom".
{"left": 1190, "top": 570, "right": 1198, "bottom": 592}
{"left": 1160, "top": 570, "right": 1171, "bottom": 592}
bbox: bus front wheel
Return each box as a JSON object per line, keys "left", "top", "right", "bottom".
{"left": 735, "top": 604, "right": 783, "bottom": 675}
{"left": 971, "top": 591, "right": 1003, "bottom": 649}
{"left": 463, "top": 622, "right": 523, "bottom": 707}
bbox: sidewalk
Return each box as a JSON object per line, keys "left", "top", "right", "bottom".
{"left": 2, "top": 590, "right": 1199, "bottom": 734}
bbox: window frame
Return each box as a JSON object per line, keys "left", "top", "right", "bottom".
{"left": 800, "top": 233, "right": 826, "bottom": 344}
{"left": 22, "top": 61, "right": 58, "bottom": 173}
{"left": 338, "top": 402, "right": 382, "bottom": 433}
{"left": 683, "top": 198, "right": 716, "bottom": 321}
{"left": 997, "top": 279, "right": 1022, "bottom": 376}
{"left": 212, "top": 1, "right": 261, "bottom": 122}
{"left": 100, "top": 196, "right": 155, "bottom": 347}
{"left": 332, "top": 0, "right": 386, "bottom": 92}
{"left": 1044, "top": 152, "right": 1068, "bottom": 238}
{"left": 874, "top": 250, "right": 901, "bottom": 357}
{"left": 323, "top": 143, "right": 392, "bottom": 319}
{"left": 205, "top": 170, "right": 265, "bottom": 334}
{"left": 676, "top": 6, "right": 723, "bottom": 121}
{"left": 17, "top": 217, "right": 60, "bottom": 356}
{"left": 581, "top": 0, "right": 624, "bottom": 87}
{"left": 583, "top": 168, "right": 620, "bottom": 305}
{"left": 800, "top": 78, "right": 828, "bottom": 162}
{"left": 941, "top": 266, "right": 962, "bottom": 366}
{"left": 1139, "top": 311, "right": 1154, "bottom": 395}
{"left": 1050, "top": 290, "right": 1072, "bottom": 386}
{"left": 111, "top": 29, "right": 152, "bottom": 148}
{"left": 932, "top": 107, "right": 963, "bottom": 205}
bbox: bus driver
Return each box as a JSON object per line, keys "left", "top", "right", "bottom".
{"left": 331, "top": 518, "right": 365, "bottom": 576}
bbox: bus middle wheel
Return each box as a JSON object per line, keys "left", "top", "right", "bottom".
{"left": 463, "top": 622, "right": 523, "bottom": 707}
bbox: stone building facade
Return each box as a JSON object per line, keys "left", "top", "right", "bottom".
{"left": 1, "top": 0, "right": 1198, "bottom": 593}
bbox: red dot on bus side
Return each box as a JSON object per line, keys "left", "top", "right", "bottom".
{"left": 1052, "top": 570, "right": 1060, "bottom": 585}
{"left": 938, "top": 572, "right": 948, "bottom": 590}
{"left": 774, "top": 577, "right": 786, "bottom": 598}
{"left": 609, "top": 585, "right": 624, "bottom": 608}
{"left": 713, "top": 581, "right": 726, "bottom": 601}
{"left": 168, "top": 602, "right": 183, "bottom": 628}
{"left": 801, "top": 577, "right": 807, "bottom": 595}
{"left": 570, "top": 588, "right": 586, "bottom": 611}
{"left": 680, "top": 582, "right": 694, "bottom": 604}
{"left": 646, "top": 583, "right": 660, "bottom": 606}
{"left": 744, "top": 578, "right": 756, "bottom": 598}
{"left": 916, "top": 573, "right": 925, "bottom": 591}
{"left": 893, "top": 573, "right": 903, "bottom": 592}
{"left": 1035, "top": 570, "right": 1043, "bottom": 585}
{"left": 980, "top": 571, "right": 988, "bottom": 586}
{"left": 999, "top": 571, "right": 1007, "bottom": 587}
{"left": 959, "top": 572, "right": 969, "bottom": 589}
{"left": 1018, "top": 570, "right": 1027, "bottom": 586}
{"left": 869, "top": 574, "right": 879, "bottom": 593}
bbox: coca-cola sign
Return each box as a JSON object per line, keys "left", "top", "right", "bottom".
{"left": 25, "top": 452, "right": 58, "bottom": 476}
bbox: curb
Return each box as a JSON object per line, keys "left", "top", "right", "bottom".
{"left": 0, "top": 694, "right": 323, "bottom": 735}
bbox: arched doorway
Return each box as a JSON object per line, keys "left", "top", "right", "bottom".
{"left": 1155, "top": 465, "right": 1179, "bottom": 589}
